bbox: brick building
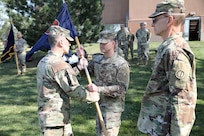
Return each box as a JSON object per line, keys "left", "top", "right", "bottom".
{"left": 101, "top": 0, "right": 204, "bottom": 42}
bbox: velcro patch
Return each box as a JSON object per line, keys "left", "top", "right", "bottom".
{"left": 175, "top": 70, "right": 185, "bottom": 79}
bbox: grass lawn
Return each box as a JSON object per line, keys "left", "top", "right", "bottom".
{"left": 0, "top": 41, "right": 204, "bottom": 136}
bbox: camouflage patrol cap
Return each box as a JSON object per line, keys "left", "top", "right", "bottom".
{"left": 140, "top": 22, "right": 147, "bottom": 26}
{"left": 48, "top": 25, "right": 74, "bottom": 41}
{"left": 149, "top": 0, "right": 185, "bottom": 18}
{"left": 97, "top": 30, "right": 116, "bottom": 44}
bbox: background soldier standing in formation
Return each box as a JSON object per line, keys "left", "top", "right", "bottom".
{"left": 137, "top": 0, "right": 197, "bottom": 136}
{"left": 116, "top": 24, "right": 129, "bottom": 60}
{"left": 114, "top": 40, "right": 123, "bottom": 57}
{"left": 14, "top": 32, "right": 28, "bottom": 75}
{"left": 88, "top": 30, "right": 130, "bottom": 136}
{"left": 127, "top": 27, "right": 135, "bottom": 60}
{"left": 37, "top": 25, "right": 99, "bottom": 136}
{"left": 136, "top": 22, "right": 151, "bottom": 65}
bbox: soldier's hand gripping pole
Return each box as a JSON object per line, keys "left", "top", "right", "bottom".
{"left": 75, "top": 37, "right": 108, "bottom": 136}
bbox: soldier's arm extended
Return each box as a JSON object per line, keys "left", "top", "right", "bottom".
{"left": 49, "top": 61, "right": 98, "bottom": 102}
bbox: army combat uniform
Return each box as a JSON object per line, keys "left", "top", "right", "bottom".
{"left": 16, "top": 37, "right": 27, "bottom": 74}
{"left": 37, "top": 51, "right": 88, "bottom": 136}
{"left": 114, "top": 46, "right": 123, "bottom": 57}
{"left": 37, "top": 25, "right": 100, "bottom": 136}
{"left": 127, "top": 32, "right": 135, "bottom": 59}
{"left": 89, "top": 52, "right": 130, "bottom": 136}
{"left": 137, "top": 33, "right": 197, "bottom": 136}
{"left": 136, "top": 26, "right": 150, "bottom": 65}
{"left": 116, "top": 29, "right": 129, "bottom": 60}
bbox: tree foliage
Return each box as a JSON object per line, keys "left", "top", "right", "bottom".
{"left": 0, "top": 1, "right": 9, "bottom": 40}
{"left": 4, "top": 0, "right": 104, "bottom": 46}
{"left": 68, "top": 0, "right": 104, "bottom": 43}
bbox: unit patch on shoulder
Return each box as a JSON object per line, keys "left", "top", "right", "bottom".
{"left": 175, "top": 70, "right": 185, "bottom": 79}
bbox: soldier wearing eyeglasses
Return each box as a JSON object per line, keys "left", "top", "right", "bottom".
{"left": 137, "top": 0, "right": 197, "bottom": 136}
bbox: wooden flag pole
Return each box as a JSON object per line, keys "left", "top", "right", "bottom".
{"left": 75, "top": 37, "right": 108, "bottom": 136}
{"left": 14, "top": 44, "right": 20, "bottom": 75}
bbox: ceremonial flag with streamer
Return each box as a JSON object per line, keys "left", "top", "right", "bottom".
{"left": 0, "top": 24, "right": 15, "bottom": 63}
{"left": 26, "top": 3, "right": 78, "bottom": 61}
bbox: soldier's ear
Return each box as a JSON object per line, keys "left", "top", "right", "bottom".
{"left": 57, "top": 38, "right": 64, "bottom": 47}
{"left": 112, "top": 40, "right": 116, "bottom": 47}
{"left": 167, "top": 15, "right": 174, "bottom": 24}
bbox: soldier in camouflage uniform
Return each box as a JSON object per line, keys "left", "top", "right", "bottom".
{"left": 37, "top": 25, "right": 100, "bottom": 136}
{"left": 127, "top": 27, "right": 135, "bottom": 60}
{"left": 88, "top": 30, "right": 130, "bottom": 136}
{"left": 116, "top": 24, "right": 129, "bottom": 60}
{"left": 137, "top": 0, "right": 197, "bottom": 136}
{"left": 136, "top": 22, "right": 151, "bottom": 65}
{"left": 114, "top": 40, "right": 123, "bottom": 57}
{"left": 15, "top": 32, "right": 28, "bottom": 75}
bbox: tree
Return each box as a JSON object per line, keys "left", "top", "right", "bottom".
{"left": 4, "top": 0, "right": 104, "bottom": 46}
{"left": 68, "top": 0, "right": 104, "bottom": 43}
{"left": 5, "top": 0, "right": 63, "bottom": 46}
{"left": 0, "top": 1, "right": 9, "bottom": 40}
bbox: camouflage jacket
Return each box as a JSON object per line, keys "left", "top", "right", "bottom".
{"left": 145, "top": 33, "right": 197, "bottom": 96}
{"left": 88, "top": 53, "right": 130, "bottom": 112}
{"left": 127, "top": 33, "right": 135, "bottom": 43}
{"left": 136, "top": 28, "right": 150, "bottom": 44}
{"left": 138, "top": 33, "right": 197, "bottom": 135}
{"left": 37, "top": 51, "right": 86, "bottom": 127}
{"left": 116, "top": 30, "right": 128, "bottom": 46}
{"left": 16, "top": 38, "right": 27, "bottom": 53}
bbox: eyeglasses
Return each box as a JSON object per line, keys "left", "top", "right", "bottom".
{"left": 152, "top": 16, "right": 168, "bottom": 24}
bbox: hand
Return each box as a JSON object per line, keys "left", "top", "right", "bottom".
{"left": 87, "top": 83, "right": 99, "bottom": 92}
{"left": 77, "top": 58, "right": 88, "bottom": 70}
{"left": 76, "top": 46, "right": 85, "bottom": 58}
{"left": 13, "top": 46, "right": 17, "bottom": 52}
{"left": 86, "top": 91, "right": 100, "bottom": 103}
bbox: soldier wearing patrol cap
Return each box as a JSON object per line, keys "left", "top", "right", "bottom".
{"left": 88, "top": 30, "right": 130, "bottom": 136}
{"left": 135, "top": 22, "right": 151, "bottom": 65}
{"left": 116, "top": 24, "right": 129, "bottom": 60}
{"left": 137, "top": 0, "right": 197, "bottom": 136}
{"left": 37, "top": 25, "right": 100, "bottom": 136}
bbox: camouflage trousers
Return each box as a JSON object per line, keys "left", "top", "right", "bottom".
{"left": 120, "top": 45, "right": 128, "bottom": 60}
{"left": 128, "top": 41, "right": 134, "bottom": 59}
{"left": 17, "top": 51, "right": 26, "bottom": 74}
{"left": 96, "top": 111, "right": 121, "bottom": 136}
{"left": 42, "top": 123, "right": 73, "bottom": 136}
{"left": 137, "top": 43, "right": 149, "bottom": 64}
{"left": 137, "top": 91, "right": 196, "bottom": 136}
